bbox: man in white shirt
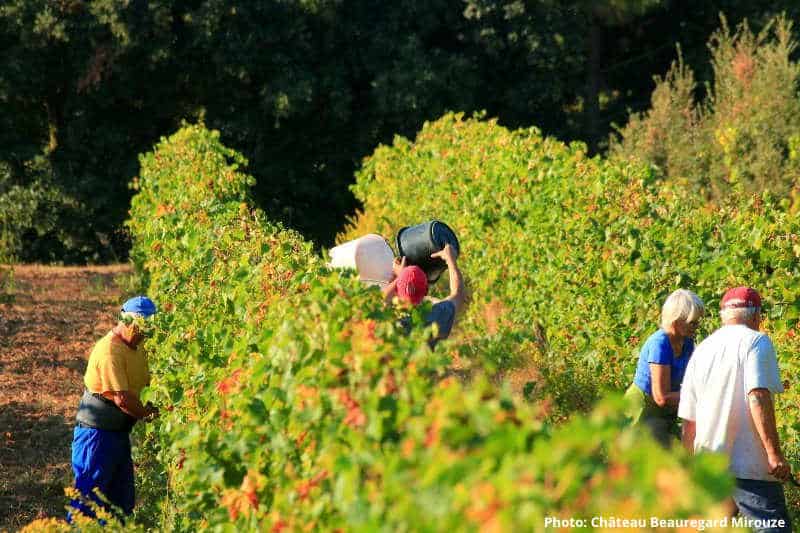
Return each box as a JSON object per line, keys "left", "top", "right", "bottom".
{"left": 678, "top": 287, "right": 792, "bottom": 532}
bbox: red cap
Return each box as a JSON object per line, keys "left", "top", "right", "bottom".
{"left": 396, "top": 266, "right": 428, "bottom": 305}
{"left": 721, "top": 287, "right": 762, "bottom": 309}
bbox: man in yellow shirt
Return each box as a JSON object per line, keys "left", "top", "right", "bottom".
{"left": 69, "top": 296, "right": 158, "bottom": 521}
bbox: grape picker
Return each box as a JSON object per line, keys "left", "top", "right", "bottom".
{"left": 69, "top": 296, "right": 159, "bottom": 521}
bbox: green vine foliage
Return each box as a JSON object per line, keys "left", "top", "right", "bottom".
{"left": 118, "top": 123, "right": 745, "bottom": 531}
{"left": 345, "top": 112, "right": 800, "bottom": 524}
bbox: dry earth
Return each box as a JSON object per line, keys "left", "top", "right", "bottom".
{"left": 0, "top": 264, "right": 131, "bottom": 531}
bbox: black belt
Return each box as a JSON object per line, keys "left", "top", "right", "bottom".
{"left": 75, "top": 389, "right": 136, "bottom": 432}
{"left": 90, "top": 390, "right": 117, "bottom": 406}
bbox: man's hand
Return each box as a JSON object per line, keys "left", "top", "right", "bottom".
{"left": 682, "top": 419, "right": 696, "bottom": 454}
{"left": 767, "top": 451, "right": 791, "bottom": 481}
{"left": 431, "top": 244, "right": 457, "bottom": 265}
{"left": 106, "top": 390, "right": 158, "bottom": 420}
{"left": 392, "top": 256, "right": 407, "bottom": 278}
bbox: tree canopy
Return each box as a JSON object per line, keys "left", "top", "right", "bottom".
{"left": 1, "top": 0, "right": 798, "bottom": 262}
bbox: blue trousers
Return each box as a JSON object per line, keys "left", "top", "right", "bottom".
{"left": 733, "top": 478, "right": 792, "bottom": 533}
{"left": 69, "top": 426, "right": 134, "bottom": 520}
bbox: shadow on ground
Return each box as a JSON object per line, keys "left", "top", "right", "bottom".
{"left": 0, "top": 264, "right": 131, "bottom": 530}
{"left": 0, "top": 402, "right": 74, "bottom": 529}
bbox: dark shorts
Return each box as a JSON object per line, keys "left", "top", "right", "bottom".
{"left": 733, "top": 478, "right": 792, "bottom": 533}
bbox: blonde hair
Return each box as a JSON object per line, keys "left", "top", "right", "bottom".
{"left": 660, "top": 289, "right": 705, "bottom": 330}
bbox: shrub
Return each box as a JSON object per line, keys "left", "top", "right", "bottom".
{"left": 0, "top": 157, "right": 97, "bottom": 263}
{"left": 345, "top": 110, "right": 800, "bottom": 526}
{"left": 119, "top": 123, "right": 737, "bottom": 530}
{"left": 611, "top": 14, "right": 800, "bottom": 197}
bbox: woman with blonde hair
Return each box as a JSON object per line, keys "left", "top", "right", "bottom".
{"left": 625, "top": 289, "right": 705, "bottom": 447}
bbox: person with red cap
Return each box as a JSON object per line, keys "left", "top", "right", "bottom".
{"left": 382, "top": 244, "right": 464, "bottom": 348}
{"left": 679, "top": 287, "right": 792, "bottom": 531}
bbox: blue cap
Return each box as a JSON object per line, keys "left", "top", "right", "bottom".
{"left": 121, "top": 296, "right": 157, "bottom": 317}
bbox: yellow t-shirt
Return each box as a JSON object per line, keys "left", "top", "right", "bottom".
{"left": 84, "top": 331, "right": 150, "bottom": 397}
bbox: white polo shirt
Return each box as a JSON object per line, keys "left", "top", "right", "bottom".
{"left": 678, "top": 324, "right": 784, "bottom": 481}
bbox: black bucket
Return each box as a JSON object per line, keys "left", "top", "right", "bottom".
{"left": 396, "top": 220, "right": 460, "bottom": 283}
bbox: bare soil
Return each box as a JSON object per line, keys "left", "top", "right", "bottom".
{"left": 0, "top": 264, "right": 131, "bottom": 532}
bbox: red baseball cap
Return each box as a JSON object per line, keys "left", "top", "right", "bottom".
{"left": 720, "top": 286, "right": 762, "bottom": 309}
{"left": 396, "top": 266, "right": 428, "bottom": 305}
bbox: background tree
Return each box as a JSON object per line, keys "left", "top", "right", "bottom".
{"left": 2, "top": 0, "right": 799, "bottom": 262}
{"left": 611, "top": 14, "right": 800, "bottom": 197}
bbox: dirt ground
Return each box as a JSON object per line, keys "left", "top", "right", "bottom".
{"left": 0, "top": 264, "right": 131, "bottom": 531}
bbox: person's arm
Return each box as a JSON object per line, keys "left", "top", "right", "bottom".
{"left": 681, "top": 419, "right": 696, "bottom": 454}
{"left": 103, "top": 390, "right": 158, "bottom": 420}
{"left": 382, "top": 256, "right": 406, "bottom": 305}
{"left": 649, "top": 364, "right": 680, "bottom": 408}
{"left": 748, "top": 388, "right": 790, "bottom": 480}
{"left": 744, "top": 336, "right": 789, "bottom": 480}
{"left": 382, "top": 278, "right": 399, "bottom": 306}
{"left": 431, "top": 245, "right": 464, "bottom": 314}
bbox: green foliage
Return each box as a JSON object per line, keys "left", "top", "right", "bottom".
{"left": 168, "top": 0, "right": 591, "bottom": 246}
{"left": 0, "top": 157, "right": 87, "bottom": 262}
{"left": 120, "top": 122, "right": 736, "bottom": 530}
{"left": 347, "top": 111, "right": 800, "bottom": 524}
{"left": 611, "top": 14, "right": 800, "bottom": 197}
{"left": 345, "top": 112, "right": 655, "bottom": 412}
{"left": 7, "top": 1, "right": 800, "bottom": 261}
{"left": 0, "top": 0, "right": 193, "bottom": 262}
